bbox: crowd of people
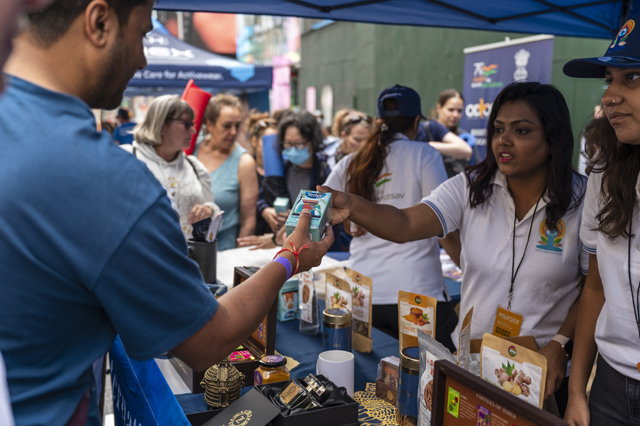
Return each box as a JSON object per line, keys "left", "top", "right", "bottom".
{"left": 3, "top": 1, "right": 640, "bottom": 426}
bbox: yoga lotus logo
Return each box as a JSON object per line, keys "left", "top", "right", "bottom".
{"left": 610, "top": 20, "right": 635, "bottom": 50}
{"left": 376, "top": 173, "right": 393, "bottom": 187}
{"left": 536, "top": 219, "right": 565, "bottom": 253}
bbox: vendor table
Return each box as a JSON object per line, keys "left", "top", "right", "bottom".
{"left": 175, "top": 299, "right": 400, "bottom": 414}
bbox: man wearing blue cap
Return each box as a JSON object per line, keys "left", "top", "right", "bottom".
{"left": 563, "top": 12, "right": 640, "bottom": 426}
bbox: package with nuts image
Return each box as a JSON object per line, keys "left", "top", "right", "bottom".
{"left": 417, "top": 330, "right": 455, "bottom": 426}
{"left": 325, "top": 272, "right": 352, "bottom": 311}
{"left": 298, "top": 271, "right": 320, "bottom": 336}
{"left": 398, "top": 290, "right": 437, "bottom": 352}
{"left": 480, "top": 333, "right": 547, "bottom": 408}
{"left": 345, "top": 268, "right": 372, "bottom": 353}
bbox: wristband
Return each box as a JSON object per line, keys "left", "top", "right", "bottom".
{"left": 272, "top": 256, "right": 293, "bottom": 280}
{"left": 273, "top": 242, "right": 310, "bottom": 276}
{"left": 272, "top": 233, "right": 282, "bottom": 247}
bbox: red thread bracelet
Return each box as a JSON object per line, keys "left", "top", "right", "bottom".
{"left": 273, "top": 242, "right": 310, "bottom": 275}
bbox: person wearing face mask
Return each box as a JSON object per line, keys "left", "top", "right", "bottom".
{"left": 250, "top": 112, "right": 330, "bottom": 241}
{"left": 280, "top": 112, "right": 331, "bottom": 202}
{"left": 196, "top": 93, "right": 258, "bottom": 251}
{"left": 266, "top": 111, "right": 330, "bottom": 204}
{"left": 326, "top": 111, "right": 373, "bottom": 169}
{"left": 321, "top": 82, "right": 588, "bottom": 413}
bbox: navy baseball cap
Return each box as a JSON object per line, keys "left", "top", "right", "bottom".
{"left": 564, "top": 14, "right": 640, "bottom": 78}
{"left": 377, "top": 84, "right": 425, "bottom": 118}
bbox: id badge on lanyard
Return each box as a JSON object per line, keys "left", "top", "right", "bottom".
{"left": 493, "top": 306, "right": 523, "bottom": 338}
{"left": 492, "top": 192, "right": 543, "bottom": 339}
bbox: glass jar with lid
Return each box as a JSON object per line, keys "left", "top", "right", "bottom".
{"left": 254, "top": 355, "right": 290, "bottom": 386}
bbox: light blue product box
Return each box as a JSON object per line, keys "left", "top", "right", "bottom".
{"left": 278, "top": 278, "right": 299, "bottom": 322}
{"left": 285, "top": 190, "right": 332, "bottom": 241}
{"left": 274, "top": 197, "right": 290, "bottom": 214}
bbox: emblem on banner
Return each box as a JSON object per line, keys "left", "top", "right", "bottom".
{"left": 610, "top": 20, "right": 635, "bottom": 50}
{"left": 471, "top": 62, "right": 502, "bottom": 89}
{"left": 513, "top": 49, "right": 531, "bottom": 81}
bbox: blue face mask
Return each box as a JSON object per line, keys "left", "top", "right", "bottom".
{"left": 283, "top": 146, "right": 310, "bottom": 165}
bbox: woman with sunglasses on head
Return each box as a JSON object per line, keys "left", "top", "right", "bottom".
{"left": 123, "top": 94, "right": 220, "bottom": 241}
{"left": 322, "top": 82, "right": 588, "bottom": 410}
{"left": 563, "top": 14, "right": 640, "bottom": 426}
{"left": 196, "top": 93, "right": 259, "bottom": 251}
{"left": 326, "top": 111, "right": 373, "bottom": 169}
{"left": 324, "top": 85, "right": 458, "bottom": 349}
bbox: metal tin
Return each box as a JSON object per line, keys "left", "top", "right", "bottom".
{"left": 323, "top": 308, "right": 352, "bottom": 352}
{"left": 397, "top": 346, "right": 420, "bottom": 426}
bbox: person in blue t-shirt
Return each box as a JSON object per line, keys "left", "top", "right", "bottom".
{"left": 112, "top": 108, "right": 136, "bottom": 145}
{"left": 0, "top": 2, "right": 54, "bottom": 426}
{"left": 0, "top": 2, "right": 333, "bottom": 426}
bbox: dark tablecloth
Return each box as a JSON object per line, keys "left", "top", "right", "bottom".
{"left": 176, "top": 299, "right": 400, "bottom": 414}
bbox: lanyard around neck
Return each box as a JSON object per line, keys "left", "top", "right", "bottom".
{"left": 508, "top": 191, "right": 544, "bottom": 310}
{"left": 627, "top": 217, "right": 640, "bottom": 339}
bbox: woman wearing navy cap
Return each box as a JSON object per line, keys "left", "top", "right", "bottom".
{"left": 563, "top": 14, "right": 640, "bottom": 426}
{"left": 324, "top": 84, "right": 458, "bottom": 350}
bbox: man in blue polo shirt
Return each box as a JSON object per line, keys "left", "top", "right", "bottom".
{"left": 0, "top": 2, "right": 333, "bottom": 426}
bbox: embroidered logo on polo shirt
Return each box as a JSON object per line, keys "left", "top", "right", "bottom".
{"left": 535, "top": 219, "right": 565, "bottom": 254}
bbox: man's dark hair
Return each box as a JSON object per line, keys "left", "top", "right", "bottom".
{"left": 28, "top": 0, "right": 149, "bottom": 47}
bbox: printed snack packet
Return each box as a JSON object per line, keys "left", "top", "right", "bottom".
{"left": 417, "top": 330, "right": 456, "bottom": 426}
{"left": 457, "top": 307, "right": 473, "bottom": 372}
{"left": 298, "top": 271, "right": 320, "bottom": 336}
{"left": 398, "top": 290, "right": 437, "bottom": 352}
{"left": 325, "top": 272, "right": 353, "bottom": 311}
{"left": 480, "top": 333, "right": 547, "bottom": 408}
{"left": 345, "top": 268, "right": 373, "bottom": 353}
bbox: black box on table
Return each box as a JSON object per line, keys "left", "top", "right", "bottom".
{"left": 169, "top": 266, "right": 278, "bottom": 393}
{"left": 186, "top": 375, "right": 359, "bottom": 426}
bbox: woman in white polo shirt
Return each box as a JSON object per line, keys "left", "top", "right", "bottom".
{"left": 321, "top": 81, "right": 587, "bottom": 408}
{"left": 563, "top": 13, "right": 640, "bottom": 426}
{"left": 324, "top": 84, "right": 458, "bottom": 351}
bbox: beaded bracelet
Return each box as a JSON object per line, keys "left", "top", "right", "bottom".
{"left": 272, "top": 242, "right": 310, "bottom": 276}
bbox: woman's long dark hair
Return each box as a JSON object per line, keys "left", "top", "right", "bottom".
{"left": 465, "top": 82, "right": 585, "bottom": 231}
{"left": 345, "top": 98, "right": 415, "bottom": 236}
{"left": 589, "top": 113, "right": 640, "bottom": 239}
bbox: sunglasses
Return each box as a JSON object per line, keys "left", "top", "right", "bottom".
{"left": 343, "top": 114, "right": 372, "bottom": 125}
{"left": 169, "top": 118, "right": 195, "bottom": 130}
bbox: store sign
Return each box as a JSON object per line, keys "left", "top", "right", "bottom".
{"left": 459, "top": 36, "right": 554, "bottom": 162}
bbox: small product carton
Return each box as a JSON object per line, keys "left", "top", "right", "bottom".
{"left": 277, "top": 277, "right": 299, "bottom": 322}
{"left": 285, "top": 190, "right": 332, "bottom": 241}
{"left": 274, "top": 197, "right": 290, "bottom": 214}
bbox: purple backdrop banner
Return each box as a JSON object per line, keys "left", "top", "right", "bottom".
{"left": 459, "top": 37, "right": 554, "bottom": 163}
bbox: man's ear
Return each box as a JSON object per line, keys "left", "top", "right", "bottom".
{"left": 84, "top": 0, "right": 115, "bottom": 48}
